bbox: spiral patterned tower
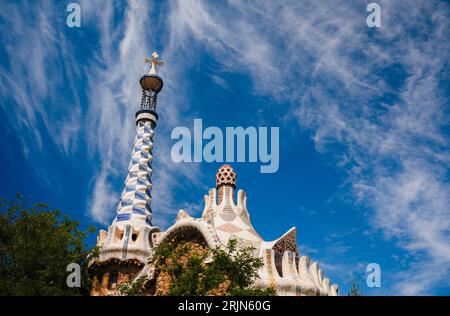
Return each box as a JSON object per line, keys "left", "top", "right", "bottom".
{"left": 89, "top": 52, "right": 164, "bottom": 296}
{"left": 113, "top": 55, "right": 163, "bottom": 228}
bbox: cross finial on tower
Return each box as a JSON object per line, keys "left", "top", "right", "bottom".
{"left": 145, "top": 51, "right": 164, "bottom": 75}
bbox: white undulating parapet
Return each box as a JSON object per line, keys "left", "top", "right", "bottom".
{"left": 125, "top": 164, "right": 339, "bottom": 296}
{"left": 136, "top": 186, "right": 339, "bottom": 295}
{"left": 95, "top": 224, "right": 159, "bottom": 263}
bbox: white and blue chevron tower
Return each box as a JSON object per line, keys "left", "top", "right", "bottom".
{"left": 89, "top": 52, "right": 165, "bottom": 295}
{"left": 113, "top": 111, "right": 157, "bottom": 227}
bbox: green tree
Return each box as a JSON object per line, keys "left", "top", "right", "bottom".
{"left": 348, "top": 279, "right": 363, "bottom": 296}
{"left": 117, "top": 276, "right": 151, "bottom": 296}
{"left": 119, "top": 239, "right": 276, "bottom": 296}
{"left": 0, "top": 194, "right": 95, "bottom": 295}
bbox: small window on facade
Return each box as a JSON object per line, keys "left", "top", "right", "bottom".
{"left": 132, "top": 233, "right": 137, "bottom": 241}
{"left": 108, "top": 272, "right": 118, "bottom": 290}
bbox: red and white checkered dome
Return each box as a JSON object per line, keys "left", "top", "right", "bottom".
{"left": 215, "top": 164, "right": 237, "bottom": 188}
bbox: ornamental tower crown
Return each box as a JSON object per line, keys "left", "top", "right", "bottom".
{"left": 136, "top": 51, "right": 164, "bottom": 126}
{"left": 215, "top": 164, "right": 237, "bottom": 204}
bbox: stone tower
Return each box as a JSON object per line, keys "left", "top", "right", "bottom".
{"left": 89, "top": 52, "right": 164, "bottom": 296}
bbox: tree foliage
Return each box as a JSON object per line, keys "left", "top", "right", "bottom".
{"left": 117, "top": 276, "right": 150, "bottom": 296}
{"left": 0, "top": 194, "right": 95, "bottom": 295}
{"left": 120, "top": 239, "right": 276, "bottom": 296}
{"left": 348, "top": 279, "right": 364, "bottom": 296}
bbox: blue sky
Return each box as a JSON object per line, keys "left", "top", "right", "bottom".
{"left": 1, "top": 0, "right": 450, "bottom": 295}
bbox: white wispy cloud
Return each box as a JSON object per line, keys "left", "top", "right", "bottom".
{"left": 81, "top": 0, "right": 152, "bottom": 224}
{"left": 80, "top": 0, "right": 208, "bottom": 226}
{"left": 164, "top": 0, "right": 450, "bottom": 294}
{"left": 0, "top": 1, "right": 82, "bottom": 157}
{"left": 0, "top": 0, "right": 208, "bottom": 226}
{"left": 2, "top": 0, "right": 449, "bottom": 295}
{"left": 0, "top": 1, "right": 84, "bottom": 194}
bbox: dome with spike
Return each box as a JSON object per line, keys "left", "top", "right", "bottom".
{"left": 215, "top": 164, "right": 237, "bottom": 188}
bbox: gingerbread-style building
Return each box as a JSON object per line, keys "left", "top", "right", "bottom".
{"left": 88, "top": 53, "right": 338, "bottom": 296}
